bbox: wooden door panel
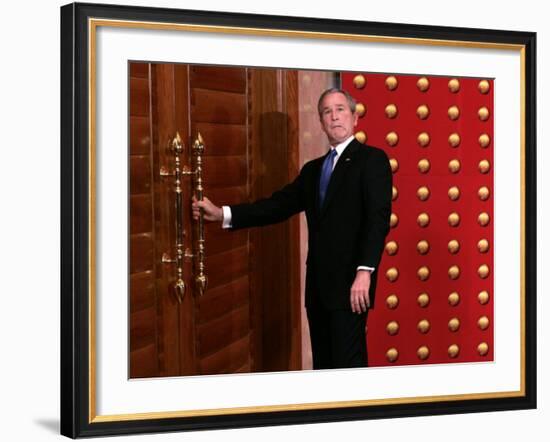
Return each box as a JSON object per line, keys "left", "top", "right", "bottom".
{"left": 197, "top": 276, "right": 250, "bottom": 324}
{"left": 129, "top": 271, "right": 155, "bottom": 313}
{"left": 205, "top": 247, "right": 249, "bottom": 289}
{"left": 130, "top": 116, "right": 151, "bottom": 154}
{"left": 234, "top": 361, "right": 251, "bottom": 373}
{"left": 192, "top": 123, "right": 247, "bottom": 156}
{"left": 129, "top": 195, "right": 152, "bottom": 234}
{"left": 189, "top": 67, "right": 253, "bottom": 374}
{"left": 247, "top": 68, "right": 302, "bottom": 372}
{"left": 129, "top": 233, "right": 154, "bottom": 274}
{"left": 130, "top": 63, "right": 149, "bottom": 78}
{"left": 206, "top": 186, "right": 248, "bottom": 206}
{"left": 205, "top": 228, "right": 248, "bottom": 256}
{"left": 129, "top": 156, "right": 152, "bottom": 194}
{"left": 130, "top": 307, "right": 157, "bottom": 351}
{"left": 151, "top": 63, "right": 192, "bottom": 377}
{"left": 129, "top": 63, "right": 159, "bottom": 379}
{"left": 190, "top": 65, "right": 247, "bottom": 93}
{"left": 155, "top": 276, "right": 181, "bottom": 376}
{"left": 131, "top": 344, "right": 158, "bottom": 378}
{"left": 191, "top": 88, "right": 247, "bottom": 124}
{"left": 198, "top": 304, "right": 250, "bottom": 356}
{"left": 200, "top": 335, "right": 250, "bottom": 375}
{"left": 130, "top": 77, "right": 150, "bottom": 116}
{"left": 202, "top": 156, "right": 247, "bottom": 189}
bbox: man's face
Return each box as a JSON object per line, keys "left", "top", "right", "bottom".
{"left": 319, "top": 92, "right": 358, "bottom": 146}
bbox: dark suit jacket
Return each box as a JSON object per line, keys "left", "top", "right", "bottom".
{"left": 230, "top": 139, "right": 392, "bottom": 310}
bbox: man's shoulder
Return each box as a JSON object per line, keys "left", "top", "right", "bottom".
{"left": 354, "top": 141, "right": 389, "bottom": 163}
{"left": 301, "top": 155, "right": 325, "bottom": 171}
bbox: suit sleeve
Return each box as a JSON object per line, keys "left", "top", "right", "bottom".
{"left": 358, "top": 148, "right": 392, "bottom": 268}
{"left": 229, "top": 165, "right": 307, "bottom": 230}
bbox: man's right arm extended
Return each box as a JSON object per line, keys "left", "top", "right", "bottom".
{"left": 192, "top": 165, "right": 308, "bottom": 229}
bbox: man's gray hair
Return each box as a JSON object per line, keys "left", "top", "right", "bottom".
{"left": 317, "top": 88, "right": 357, "bottom": 117}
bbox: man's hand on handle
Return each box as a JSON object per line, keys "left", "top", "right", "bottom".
{"left": 192, "top": 196, "right": 223, "bottom": 222}
{"left": 350, "top": 270, "right": 371, "bottom": 314}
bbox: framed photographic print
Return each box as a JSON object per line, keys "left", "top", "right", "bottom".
{"left": 60, "top": 1, "right": 537, "bottom": 438}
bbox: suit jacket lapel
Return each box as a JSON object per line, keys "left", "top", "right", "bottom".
{"left": 320, "top": 140, "right": 360, "bottom": 218}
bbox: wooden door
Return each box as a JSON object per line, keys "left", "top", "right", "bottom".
{"left": 129, "top": 62, "right": 302, "bottom": 378}
{"left": 129, "top": 63, "right": 160, "bottom": 378}
{"left": 189, "top": 65, "right": 253, "bottom": 375}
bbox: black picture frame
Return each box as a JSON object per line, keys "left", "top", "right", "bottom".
{"left": 60, "top": 2, "right": 537, "bottom": 438}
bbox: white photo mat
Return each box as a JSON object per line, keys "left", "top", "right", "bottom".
{"left": 94, "top": 23, "right": 521, "bottom": 416}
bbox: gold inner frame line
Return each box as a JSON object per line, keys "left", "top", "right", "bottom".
{"left": 90, "top": 18, "right": 525, "bottom": 51}
{"left": 88, "top": 17, "right": 527, "bottom": 423}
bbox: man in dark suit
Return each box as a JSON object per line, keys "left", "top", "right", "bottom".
{"left": 192, "top": 87, "right": 392, "bottom": 369}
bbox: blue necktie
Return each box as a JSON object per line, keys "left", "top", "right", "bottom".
{"left": 319, "top": 148, "right": 338, "bottom": 207}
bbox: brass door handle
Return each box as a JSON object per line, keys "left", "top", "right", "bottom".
{"left": 192, "top": 134, "right": 208, "bottom": 297}
{"left": 161, "top": 133, "right": 186, "bottom": 303}
{"left": 160, "top": 133, "right": 208, "bottom": 303}
{"left": 174, "top": 279, "right": 185, "bottom": 304}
